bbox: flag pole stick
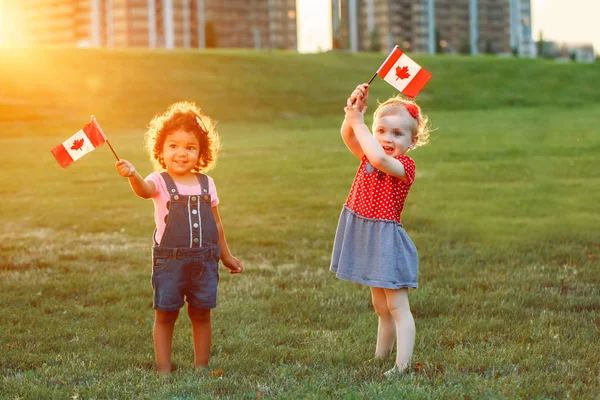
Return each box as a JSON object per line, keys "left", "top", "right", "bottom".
{"left": 106, "top": 140, "right": 120, "bottom": 161}
{"left": 367, "top": 71, "right": 378, "bottom": 85}
{"left": 91, "top": 115, "right": 120, "bottom": 161}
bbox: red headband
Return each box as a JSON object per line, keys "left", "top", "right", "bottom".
{"left": 405, "top": 104, "right": 420, "bottom": 120}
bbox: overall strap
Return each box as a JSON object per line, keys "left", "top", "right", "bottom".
{"left": 160, "top": 172, "right": 179, "bottom": 195}
{"left": 196, "top": 173, "right": 210, "bottom": 195}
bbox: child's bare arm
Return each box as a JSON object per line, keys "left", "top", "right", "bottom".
{"left": 344, "top": 106, "right": 410, "bottom": 182}
{"left": 341, "top": 114, "right": 365, "bottom": 160}
{"left": 212, "top": 206, "right": 243, "bottom": 274}
{"left": 115, "top": 160, "right": 156, "bottom": 199}
{"left": 341, "top": 84, "right": 370, "bottom": 159}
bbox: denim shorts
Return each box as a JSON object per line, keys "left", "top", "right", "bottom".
{"left": 151, "top": 246, "right": 220, "bottom": 311}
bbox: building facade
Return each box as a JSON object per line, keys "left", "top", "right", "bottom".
{"left": 205, "top": 0, "right": 296, "bottom": 50}
{"left": 333, "top": 0, "right": 532, "bottom": 55}
{"left": 2, "top": 0, "right": 297, "bottom": 50}
{"left": 510, "top": 0, "right": 535, "bottom": 57}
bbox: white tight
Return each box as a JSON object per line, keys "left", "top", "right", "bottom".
{"left": 370, "top": 287, "right": 415, "bottom": 369}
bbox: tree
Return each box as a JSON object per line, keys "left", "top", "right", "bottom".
{"left": 485, "top": 40, "right": 496, "bottom": 54}
{"left": 435, "top": 29, "right": 443, "bottom": 54}
{"left": 536, "top": 30, "right": 544, "bottom": 58}
{"left": 459, "top": 39, "right": 470, "bottom": 55}
{"left": 369, "top": 28, "right": 381, "bottom": 52}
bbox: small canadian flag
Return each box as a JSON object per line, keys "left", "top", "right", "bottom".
{"left": 377, "top": 46, "right": 432, "bottom": 98}
{"left": 51, "top": 120, "right": 107, "bottom": 168}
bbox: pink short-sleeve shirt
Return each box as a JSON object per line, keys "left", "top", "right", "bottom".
{"left": 146, "top": 172, "right": 219, "bottom": 244}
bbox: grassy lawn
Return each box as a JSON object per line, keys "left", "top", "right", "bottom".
{"left": 1, "top": 49, "right": 599, "bottom": 399}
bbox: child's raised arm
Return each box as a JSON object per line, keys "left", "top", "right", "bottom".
{"left": 341, "top": 83, "right": 369, "bottom": 160}
{"left": 115, "top": 159, "right": 156, "bottom": 199}
{"left": 343, "top": 105, "right": 410, "bottom": 183}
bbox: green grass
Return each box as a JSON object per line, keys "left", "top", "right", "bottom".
{"left": 1, "top": 49, "right": 599, "bottom": 399}
{"left": 1, "top": 48, "right": 600, "bottom": 126}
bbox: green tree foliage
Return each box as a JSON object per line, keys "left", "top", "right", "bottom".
{"left": 536, "top": 30, "right": 544, "bottom": 58}
{"left": 435, "top": 29, "right": 443, "bottom": 54}
{"left": 459, "top": 39, "right": 470, "bottom": 55}
{"left": 368, "top": 28, "right": 381, "bottom": 52}
{"left": 485, "top": 40, "right": 496, "bottom": 54}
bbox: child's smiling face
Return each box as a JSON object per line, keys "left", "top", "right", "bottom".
{"left": 373, "top": 111, "right": 417, "bottom": 157}
{"left": 162, "top": 128, "right": 201, "bottom": 176}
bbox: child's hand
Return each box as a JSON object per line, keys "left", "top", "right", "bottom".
{"left": 116, "top": 159, "right": 136, "bottom": 177}
{"left": 222, "top": 255, "right": 244, "bottom": 275}
{"left": 350, "top": 83, "right": 369, "bottom": 111}
{"left": 344, "top": 102, "right": 366, "bottom": 127}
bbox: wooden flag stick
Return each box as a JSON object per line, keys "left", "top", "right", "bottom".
{"left": 91, "top": 115, "right": 120, "bottom": 161}
{"left": 106, "top": 140, "right": 120, "bottom": 161}
{"left": 367, "top": 71, "right": 378, "bottom": 85}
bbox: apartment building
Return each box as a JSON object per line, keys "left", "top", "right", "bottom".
{"left": 350, "top": 0, "right": 430, "bottom": 52}
{"left": 207, "top": 0, "right": 296, "bottom": 49}
{"left": 334, "top": 0, "right": 530, "bottom": 55}
{"left": 3, "top": 0, "right": 297, "bottom": 50}
{"left": 332, "top": 0, "right": 437, "bottom": 53}
{"left": 510, "top": 0, "right": 535, "bottom": 56}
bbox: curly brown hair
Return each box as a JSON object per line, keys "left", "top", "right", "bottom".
{"left": 372, "top": 95, "right": 431, "bottom": 148}
{"left": 144, "top": 101, "right": 221, "bottom": 173}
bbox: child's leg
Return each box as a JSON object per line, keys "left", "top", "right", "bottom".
{"left": 187, "top": 304, "right": 211, "bottom": 369}
{"left": 153, "top": 309, "right": 180, "bottom": 374}
{"left": 370, "top": 287, "right": 396, "bottom": 358}
{"left": 384, "top": 288, "right": 415, "bottom": 370}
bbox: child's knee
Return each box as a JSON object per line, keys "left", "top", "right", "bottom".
{"left": 187, "top": 305, "right": 211, "bottom": 323}
{"left": 385, "top": 289, "right": 411, "bottom": 313}
{"left": 388, "top": 301, "right": 413, "bottom": 322}
{"left": 155, "top": 309, "right": 179, "bottom": 325}
{"left": 372, "top": 298, "right": 391, "bottom": 317}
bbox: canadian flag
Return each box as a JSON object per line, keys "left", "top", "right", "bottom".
{"left": 51, "top": 120, "right": 107, "bottom": 168}
{"left": 377, "top": 46, "right": 432, "bottom": 98}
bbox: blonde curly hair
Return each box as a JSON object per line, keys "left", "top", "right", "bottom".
{"left": 144, "top": 101, "right": 221, "bottom": 173}
{"left": 372, "top": 95, "right": 430, "bottom": 148}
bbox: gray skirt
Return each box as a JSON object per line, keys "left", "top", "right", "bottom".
{"left": 330, "top": 206, "right": 418, "bottom": 289}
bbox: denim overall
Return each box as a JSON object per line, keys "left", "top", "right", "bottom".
{"left": 151, "top": 172, "right": 221, "bottom": 311}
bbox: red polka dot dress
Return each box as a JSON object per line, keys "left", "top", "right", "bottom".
{"left": 330, "top": 155, "right": 419, "bottom": 289}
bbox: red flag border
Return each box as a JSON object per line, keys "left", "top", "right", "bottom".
{"left": 83, "top": 120, "right": 107, "bottom": 148}
{"left": 51, "top": 144, "right": 74, "bottom": 168}
{"left": 377, "top": 46, "right": 403, "bottom": 78}
{"left": 402, "top": 68, "right": 432, "bottom": 99}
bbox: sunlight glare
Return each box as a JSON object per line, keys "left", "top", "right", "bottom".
{"left": 0, "top": 1, "right": 4, "bottom": 46}
{"left": 0, "top": 1, "right": 28, "bottom": 47}
{"left": 297, "top": 0, "right": 332, "bottom": 53}
{"left": 532, "top": 0, "right": 599, "bottom": 52}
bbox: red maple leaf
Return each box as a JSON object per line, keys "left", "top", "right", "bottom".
{"left": 395, "top": 65, "right": 411, "bottom": 80}
{"left": 71, "top": 138, "right": 85, "bottom": 151}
